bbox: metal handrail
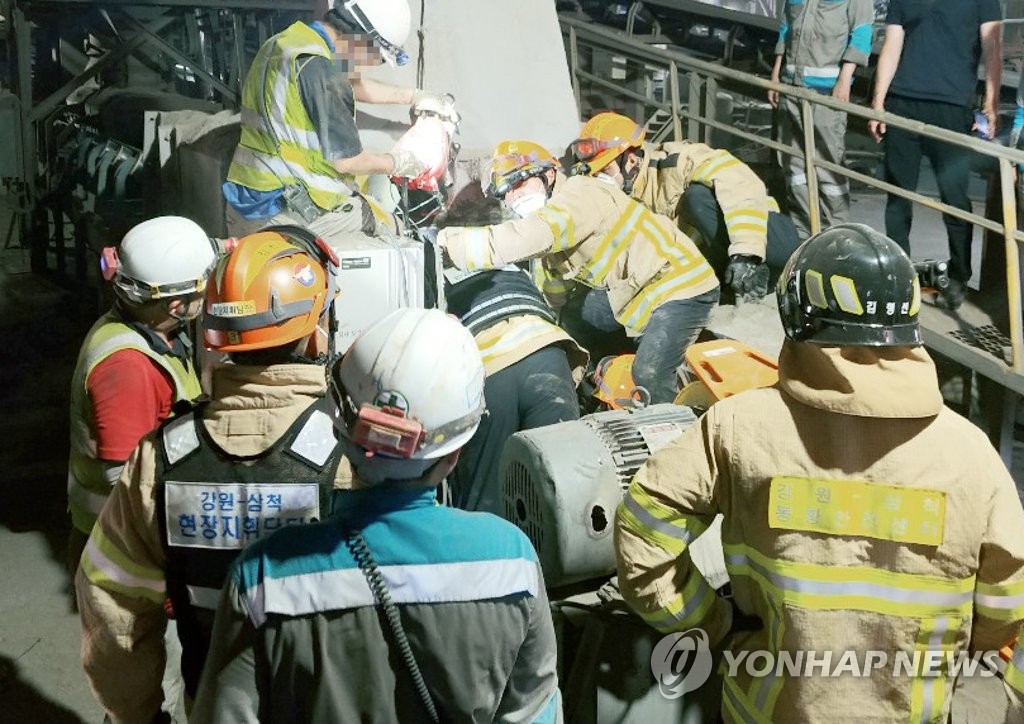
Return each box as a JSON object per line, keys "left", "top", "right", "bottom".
{"left": 561, "top": 14, "right": 1024, "bottom": 375}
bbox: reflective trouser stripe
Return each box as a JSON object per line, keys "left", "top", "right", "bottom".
{"left": 1006, "top": 646, "right": 1024, "bottom": 696}
{"left": 722, "top": 676, "right": 771, "bottom": 724}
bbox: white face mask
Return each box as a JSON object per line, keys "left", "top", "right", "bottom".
{"left": 595, "top": 172, "right": 620, "bottom": 187}
{"left": 507, "top": 192, "right": 547, "bottom": 218}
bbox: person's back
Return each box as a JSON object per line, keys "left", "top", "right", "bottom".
{"left": 200, "top": 487, "right": 556, "bottom": 722}
{"left": 193, "top": 308, "right": 562, "bottom": 723}
{"left": 614, "top": 223, "right": 1024, "bottom": 722}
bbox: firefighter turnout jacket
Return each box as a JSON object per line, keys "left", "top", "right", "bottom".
{"left": 439, "top": 174, "right": 718, "bottom": 337}
{"left": 76, "top": 363, "right": 345, "bottom": 723}
{"left": 445, "top": 266, "right": 588, "bottom": 381}
{"left": 615, "top": 341, "right": 1024, "bottom": 722}
{"left": 68, "top": 310, "right": 201, "bottom": 536}
{"left": 631, "top": 141, "right": 776, "bottom": 262}
{"left": 191, "top": 482, "right": 562, "bottom": 722}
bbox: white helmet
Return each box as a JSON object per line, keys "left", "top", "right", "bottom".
{"left": 334, "top": 308, "right": 486, "bottom": 463}
{"left": 333, "top": 0, "right": 412, "bottom": 67}
{"left": 114, "top": 216, "right": 216, "bottom": 303}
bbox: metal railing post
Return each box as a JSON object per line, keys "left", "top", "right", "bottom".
{"left": 800, "top": 97, "right": 822, "bottom": 236}
{"left": 1000, "top": 158, "right": 1024, "bottom": 372}
{"left": 702, "top": 75, "right": 717, "bottom": 145}
{"left": 686, "top": 71, "right": 701, "bottom": 140}
{"left": 668, "top": 60, "right": 683, "bottom": 142}
{"left": 569, "top": 26, "right": 581, "bottom": 116}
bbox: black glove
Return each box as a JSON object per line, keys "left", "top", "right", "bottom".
{"left": 724, "top": 254, "right": 769, "bottom": 303}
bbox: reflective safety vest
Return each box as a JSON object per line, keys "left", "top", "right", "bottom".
{"left": 227, "top": 21, "right": 354, "bottom": 211}
{"left": 68, "top": 312, "right": 201, "bottom": 534}
{"left": 154, "top": 396, "right": 342, "bottom": 697}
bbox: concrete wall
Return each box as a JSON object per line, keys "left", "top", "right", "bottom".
{"left": 357, "top": 0, "right": 581, "bottom": 160}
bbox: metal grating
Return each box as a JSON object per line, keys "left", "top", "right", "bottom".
{"left": 949, "top": 325, "right": 1013, "bottom": 364}
{"left": 504, "top": 460, "right": 546, "bottom": 551}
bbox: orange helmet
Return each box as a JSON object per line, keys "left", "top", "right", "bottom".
{"left": 204, "top": 227, "right": 339, "bottom": 353}
{"left": 568, "top": 112, "right": 645, "bottom": 176}
{"left": 592, "top": 354, "right": 644, "bottom": 410}
{"left": 487, "top": 140, "right": 558, "bottom": 198}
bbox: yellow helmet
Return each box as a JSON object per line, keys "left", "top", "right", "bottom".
{"left": 569, "top": 112, "right": 646, "bottom": 175}
{"left": 592, "top": 354, "right": 641, "bottom": 410}
{"left": 487, "top": 140, "right": 558, "bottom": 199}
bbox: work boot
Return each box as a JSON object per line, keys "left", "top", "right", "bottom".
{"left": 935, "top": 278, "right": 966, "bottom": 311}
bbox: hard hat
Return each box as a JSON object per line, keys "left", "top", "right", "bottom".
{"left": 113, "top": 216, "right": 215, "bottom": 303}
{"left": 204, "top": 226, "right": 340, "bottom": 353}
{"left": 592, "top": 354, "right": 643, "bottom": 410}
{"left": 487, "top": 140, "right": 558, "bottom": 199}
{"left": 568, "top": 112, "right": 645, "bottom": 176}
{"left": 332, "top": 0, "right": 412, "bottom": 67}
{"left": 333, "top": 308, "right": 486, "bottom": 460}
{"left": 776, "top": 223, "right": 922, "bottom": 347}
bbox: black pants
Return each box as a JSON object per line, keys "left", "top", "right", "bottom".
{"left": 681, "top": 184, "right": 801, "bottom": 283}
{"left": 883, "top": 95, "right": 975, "bottom": 282}
{"left": 449, "top": 346, "right": 580, "bottom": 514}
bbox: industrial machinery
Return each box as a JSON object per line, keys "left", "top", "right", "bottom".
{"left": 500, "top": 402, "right": 700, "bottom": 588}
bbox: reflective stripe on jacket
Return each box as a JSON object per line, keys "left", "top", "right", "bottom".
{"left": 227, "top": 22, "right": 353, "bottom": 211}
{"left": 67, "top": 311, "right": 200, "bottom": 534}
{"left": 75, "top": 363, "right": 347, "bottom": 724}
{"left": 632, "top": 141, "right": 775, "bottom": 260}
{"left": 191, "top": 484, "right": 563, "bottom": 723}
{"left": 441, "top": 175, "right": 718, "bottom": 336}
{"left": 615, "top": 341, "right": 1024, "bottom": 723}
{"left": 775, "top": 0, "right": 874, "bottom": 91}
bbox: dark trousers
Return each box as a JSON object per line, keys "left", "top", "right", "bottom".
{"left": 681, "top": 184, "right": 802, "bottom": 282}
{"left": 560, "top": 286, "right": 719, "bottom": 405}
{"left": 883, "top": 95, "right": 975, "bottom": 282}
{"left": 449, "top": 346, "right": 580, "bottom": 514}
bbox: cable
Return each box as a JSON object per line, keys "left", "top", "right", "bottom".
{"left": 416, "top": 0, "right": 426, "bottom": 90}
{"left": 345, "top": 530, "right": 440, "bottom": 723}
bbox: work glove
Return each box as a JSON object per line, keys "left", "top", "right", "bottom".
{"left": 724, "top": 254, "right": 769, "bottom": 304}
{"left": 411, "top": 90, "right": 460, "bottom": 125}
{"left": 388, "top": 148, "right": 428, "bottom": 179}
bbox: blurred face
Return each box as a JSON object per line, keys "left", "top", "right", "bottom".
{"left": 600, "top": 157, "right": 626, "bottom": 189}
{"left": 502, "top": 172, "right": 552, "bottom": 219}
{"left": 335, "top": 32, "right": 383, "bottom": 71}
{"left": 503, "top": 175, "right": 547, "bottom": 206}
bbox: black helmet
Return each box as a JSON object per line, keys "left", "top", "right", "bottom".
{"left": 776, "top": 223, "right": 922, "bottom": 347}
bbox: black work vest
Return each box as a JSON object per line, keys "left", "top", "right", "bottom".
{"left": 154, "top": 396, "right": 342, "bottom": 696}
{"left": 445, "top": 269, "right": 554, "bottom": 335}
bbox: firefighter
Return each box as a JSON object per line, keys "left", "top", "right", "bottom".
{"left": 438, "top": 136, "right": 720, "bottom": 405}
{"left": 614, "top": 223, "right": 1024, "bottom": 721}
{"left": 441, "top": 193, "right": 588, "bottom": 513}
{"left": 223, "top": 0, "right": 455, "bottom": 239}
{"left": 76, "top": 228, "right": 344, "bottom": 722}
{"left": 192, "top": 308, "right": 562, "bottom": 722}
{"left": 67, "top": 216, "right": 214, "bottom": 577}
{"left": 579, "top": 112, "right": 802, "bottom": 302}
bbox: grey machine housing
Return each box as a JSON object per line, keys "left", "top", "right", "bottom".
{"left": 499, "top": 403, "right": 700, "bottom": 588}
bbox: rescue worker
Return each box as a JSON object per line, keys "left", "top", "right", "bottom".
{"left": 76, "top": 228, "right": 344, "bottom": 722}
{"left": 192, "top": 308, "right": 562, "bottom": 722}
{"left": 223, "top": 0, "right": 456, "bottom": 239}
{"left": 438, "top": 136, "right": 720, "bottom": 405}
{"left": 577, "top": 112, "right": 801, "bottom": 302}
{"left": 440, "top": 193, "right": 588, "bottom": 513}
{"left": 614, "top": 223, "right": 1024, "bottom": 721}
{"left": 67, "top": 216, "right": 214, "bottom": 576}
{"left": 769, "top": 0, "right": 874, "bottom": 239}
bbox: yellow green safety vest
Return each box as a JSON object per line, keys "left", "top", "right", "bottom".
{"left": 227, "top": 22, "right": 354, "bottom": 212}
{"left": 68, "top": 311, "right": 202, "bottom": 534}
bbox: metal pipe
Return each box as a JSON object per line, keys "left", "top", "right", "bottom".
{"left": 668, "top": 60, "right": 682, "bottom": 142}
{"left": 1000, "top": 158, "right": 1024, "bottom": 372}
{"left": 800, "top": 98, "right": 821, "bottom": 236}
{"left": 569, "top": 26, "right": 581, "bottom": 118}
